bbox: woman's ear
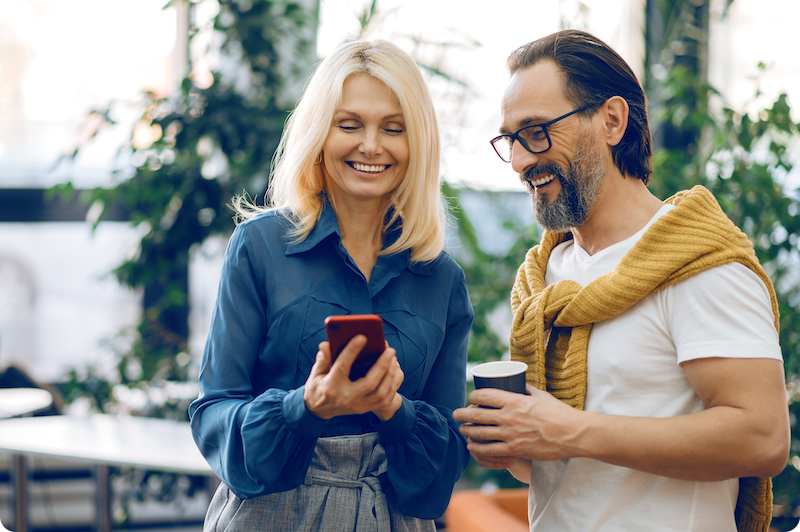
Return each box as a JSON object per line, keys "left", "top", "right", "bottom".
{"left": 601, "top": 96, "right": 629, "bottom": 147}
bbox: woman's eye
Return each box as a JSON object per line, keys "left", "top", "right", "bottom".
{"left": 336, "top": 120, "right": 361, "bottom": 132}
{"left": 383, "top": 124, "right": 405, "bottom": 134}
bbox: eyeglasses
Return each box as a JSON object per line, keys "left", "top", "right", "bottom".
{"left": 490, "top": 102, "right": 596, "bottom": 163}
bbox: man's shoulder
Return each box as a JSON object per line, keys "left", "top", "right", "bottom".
{"left": 670, "top": 261, "right": 770, "bottom": 298}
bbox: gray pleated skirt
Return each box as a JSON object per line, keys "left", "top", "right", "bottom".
{"left": 203, "top": 433, "right": 435, "bottom": 532}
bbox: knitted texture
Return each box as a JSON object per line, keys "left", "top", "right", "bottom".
{"left": 509, "top": 185, "right": 777, "bottom": 532}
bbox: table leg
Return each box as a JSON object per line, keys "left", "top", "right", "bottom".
{"left": 11, "top": 454, "right": 28, "bottom": 532}
{"left": 94, "top": 464, "right": 112, "bottom": 532}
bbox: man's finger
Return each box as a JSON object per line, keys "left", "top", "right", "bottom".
{"left": 460, "top": 420, "right": 500, "bottom": 439}
{"left": 470, "top": 452, "right": 515, "bottom": 470}
{"left": 467, "top": 387, "right": 518, "bottom": 410}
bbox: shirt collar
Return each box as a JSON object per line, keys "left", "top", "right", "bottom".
{"left": 284, "top": 199, "right": 340, "bottom": 256}
{"left": 285, "top": 197, "right": 434, "bottom": 276}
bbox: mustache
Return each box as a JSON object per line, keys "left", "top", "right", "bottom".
{"left": 522, "top": 163, "right": 567, "bottom": 184}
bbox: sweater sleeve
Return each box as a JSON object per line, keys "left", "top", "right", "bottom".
{"left": 373, "top": 268, "right": 474, "bottom": 519}
{"left": 188, "top": 224, "right": 329, "bottom": 498}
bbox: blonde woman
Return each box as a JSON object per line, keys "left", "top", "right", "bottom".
{"left": 189, "top": 40, "right": 473, "bottom": 531}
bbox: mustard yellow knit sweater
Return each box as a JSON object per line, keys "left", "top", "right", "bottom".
{"left": 510, "top": 185, "right": 777, "bottom": 532}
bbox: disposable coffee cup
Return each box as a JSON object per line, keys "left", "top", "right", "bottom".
{"left": 471, "top": 360, "right": 528, "bottom": 394}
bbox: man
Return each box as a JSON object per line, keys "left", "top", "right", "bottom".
{"left": 453, "top": 30, "right": 790, "bottom": 531}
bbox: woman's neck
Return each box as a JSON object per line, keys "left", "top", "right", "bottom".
{"left": 335, "top": 198, "right": 388, "bottom": 282}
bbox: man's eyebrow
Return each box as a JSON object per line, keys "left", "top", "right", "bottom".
{"left": 499, "top": 116, "right": 547, "bottom": 134}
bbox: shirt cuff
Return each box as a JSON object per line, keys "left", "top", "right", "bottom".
{"left": 372, "top": 395, "right": 416, "bottom": 443}
{"left": 282, "top": 386, "right": 328, "bottom": 437}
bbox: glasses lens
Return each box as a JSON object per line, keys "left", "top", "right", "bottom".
{"left": 492, "top": 124, "right": 551, "bottom": 162}
{"left": 519, "top": 125, "right": 549, "bottom": 153}
{"left": 492, "top": 137, "right": 512, "bottom": 162}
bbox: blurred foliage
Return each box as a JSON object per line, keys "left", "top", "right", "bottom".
{"left": 54, "top": 0, "right": 317, "bottom": 420}
{"left": 52, "top": 0, "right": 318, "bottom": 526}
{"left": 443, "top": 183, "right": 540, "bottom": 364}
{"left": 440, "top": 185, "right": 538, "bottom": 490}
{"left": 442, "top": 186, "right": 538, "bottom": 492}
{"left": 644, "top": 0, "right": 800, "bottom": 513}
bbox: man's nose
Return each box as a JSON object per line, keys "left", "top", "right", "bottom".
{"left": 510, "top": 140, "right": 541, "bottom": 174}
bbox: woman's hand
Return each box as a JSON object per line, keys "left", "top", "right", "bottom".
{"left": 303, "top": 336, "right": 404, "bottom": 421}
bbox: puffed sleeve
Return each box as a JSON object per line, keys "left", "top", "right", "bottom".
{"left": 373, "top": 267, "right": 473, "bottom": 518}
{"left": 188, "top": 223, "right": 329, "bottom": 499}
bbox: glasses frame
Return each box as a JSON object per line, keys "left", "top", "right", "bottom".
{"left": 490, "top": 102, "right": 597, "bottom": 163}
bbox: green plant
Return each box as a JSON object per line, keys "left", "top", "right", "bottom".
{"left": 443, "top": 183, "right": 540, "bottom": 364}
{"left": 645, "top": 0, "right": 800, "bottom": 512}
{"left": 50, "top": 1, "right": 319, "bottom": 526}
{"left": 55, "top": 0, "right": 318, "bottom": 420}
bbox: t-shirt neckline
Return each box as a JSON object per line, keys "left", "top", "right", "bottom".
{"left": 571, "top": 203, "right": 675, "bottom": 262}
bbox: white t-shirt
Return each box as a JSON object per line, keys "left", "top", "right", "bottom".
{"left": 528, "top": 204, "right": 782, "bottom": 531}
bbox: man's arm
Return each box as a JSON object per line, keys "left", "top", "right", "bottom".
{"left": 589, "top": 356, "right": 789, "bottom": 480}
{"left": 454, "top": 357, "right": 789, "bottom": 481}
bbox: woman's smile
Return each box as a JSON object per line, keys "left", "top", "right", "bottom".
{"left": 348, "top": 162, "right": 390, "bottom": 174}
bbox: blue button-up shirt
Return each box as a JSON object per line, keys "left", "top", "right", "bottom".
{"left": 189, "top": 202, "right": 473, "bottom": 518}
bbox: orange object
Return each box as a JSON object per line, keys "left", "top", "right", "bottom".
{"left": 444, "top": 488, "right": 529, "bottom": 532}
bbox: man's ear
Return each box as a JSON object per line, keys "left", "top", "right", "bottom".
{"left": 601, "top": 96, "right": 629, "bottom": 147}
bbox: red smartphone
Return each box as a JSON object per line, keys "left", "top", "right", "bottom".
{"left": 325, "top": 314, "right": 386, "bottom": 380}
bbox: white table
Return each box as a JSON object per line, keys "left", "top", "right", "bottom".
{"left": 0, "top": 388, "right": 53, "bottom": 418}
{"left": 0, "top": 414, "right": 215, "bottom": 532}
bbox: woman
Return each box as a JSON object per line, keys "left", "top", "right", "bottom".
{"left": 189, "top": 40, "right": 473, "bottom": 531}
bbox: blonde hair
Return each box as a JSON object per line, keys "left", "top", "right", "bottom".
{"left": 233, "top": 40, "right": 446, "bottom": 263}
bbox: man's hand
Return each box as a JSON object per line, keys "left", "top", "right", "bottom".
{"left": 454, "top": 384, "right": 586, "bottom": 464}
{"left": 304, "top": 337, "right": 404, "bottom": 421}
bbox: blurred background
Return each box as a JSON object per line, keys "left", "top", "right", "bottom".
{"left": 1, "top": 0, "right": 799, "bottom": 529}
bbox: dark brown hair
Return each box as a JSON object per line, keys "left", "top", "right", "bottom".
{"left": 507, "top": 30, "right": 652, "bottom": 184}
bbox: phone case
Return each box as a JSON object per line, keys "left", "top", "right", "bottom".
{"left": 325, "top": 314, "right": 385, "bottom": 379}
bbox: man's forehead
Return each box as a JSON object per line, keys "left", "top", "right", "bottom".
{"left": 500, "top": 62, "right": 568, "bottom": 132}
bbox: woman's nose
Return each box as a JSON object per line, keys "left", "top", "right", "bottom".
{"left": 359, "top": 129, "right": 382, "bottom": 157}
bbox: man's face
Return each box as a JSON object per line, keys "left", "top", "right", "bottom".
{"left": 499, "top": 61, "right": 606, "bottom": 232}
{"left": 527, "top": 133, "right": 606, "bottom": 232}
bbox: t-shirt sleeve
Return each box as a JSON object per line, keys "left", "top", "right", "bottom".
{"left": 669, "top": 262, "right": 782, "bottom": 364}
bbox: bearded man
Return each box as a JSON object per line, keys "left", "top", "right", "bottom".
{"left": 454, "top": 30, "right": 789, "bottom": 532}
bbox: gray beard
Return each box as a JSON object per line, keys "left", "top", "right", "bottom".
{"left": 527, "top": 139, "right": 606, "bottom": 233}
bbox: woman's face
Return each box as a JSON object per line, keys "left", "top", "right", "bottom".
{"left": 322, "top": 75, "right": 409, "bottom": 206}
